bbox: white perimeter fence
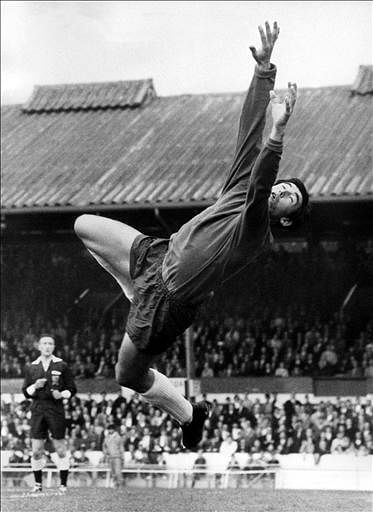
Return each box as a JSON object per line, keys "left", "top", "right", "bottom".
{"left": 1, "top": 452, "right": 372, "bottom": 491}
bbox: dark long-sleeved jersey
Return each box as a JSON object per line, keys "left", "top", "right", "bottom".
{"left": 22, "top": 355, "right": 77, "bottom": 410}
{"left": 162, "top": 64, "right": 282, "bottom": 306}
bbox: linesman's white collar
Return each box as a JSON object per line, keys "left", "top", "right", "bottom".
{"left": 31, "top": 355, "right": 62, "bottom": 365}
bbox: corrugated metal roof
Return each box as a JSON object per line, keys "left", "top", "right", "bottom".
{"left": 1, "top": 74, "right": 372, "bottom": 213}
{"left": 22, "top": 79, "right": 155, "bottom": 112}
{"left": 351, "top": 65, "right": 373, "bottom": 95}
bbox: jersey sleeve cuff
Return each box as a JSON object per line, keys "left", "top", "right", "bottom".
{"left": 255, "top": 63, "right": 277, "bottom": 79}
{"left": 26, "top": 384, "right": 36, "bottom": 396}
{"left": 266, "top": 138, "right": 283, "bottom": 153}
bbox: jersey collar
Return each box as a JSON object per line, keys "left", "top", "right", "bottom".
{"left": 31, "top": 355, "right": 62, "bottom": 365}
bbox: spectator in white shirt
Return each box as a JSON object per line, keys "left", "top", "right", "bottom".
{"left": 330, "top": 432, "right": 345, "bottom": 453}
{"left": 275, "top": 361, "right": 289, "bottom": 377}
{"left": 219, "top": 434, "right": 238, "bottom": 457}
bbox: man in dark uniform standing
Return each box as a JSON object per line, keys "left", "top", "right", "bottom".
{"left": 22, "top": 335, "right": 77, "bottom": 493}
{"left": 74, "top": 21, "right": 307, "bottom": 449}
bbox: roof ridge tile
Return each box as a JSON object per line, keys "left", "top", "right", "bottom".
{"left": 22, "top": 79, "right": 156, "bottom": 113}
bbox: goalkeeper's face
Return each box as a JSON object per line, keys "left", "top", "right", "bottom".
{"left": 38, "top": 336, "right": 55, "bottom": 357}
{"left": 268, "top": 182, "right": 303, "bottom": 219}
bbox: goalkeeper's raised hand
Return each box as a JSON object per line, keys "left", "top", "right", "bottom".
{"left": 249, "top": 21, "right": 280, "bottom": 71}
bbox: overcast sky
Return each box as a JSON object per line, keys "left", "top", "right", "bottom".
{"left": 1, "top": 1, "right": 372, "bottom": 104}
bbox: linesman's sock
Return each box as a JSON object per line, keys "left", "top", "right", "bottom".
{"left": 60, "top": 470, "right": 69, "bottom": 486}
{"left": 56, "top": 454, "right": 70, "bottom": 486}
{"left": 33, "top": 473, "right": 42, "bottom": 485}
{"left": 141, "top": 368, "right": 193, "bottom": 425}
{"left": 31, "top": 456, "right": 44, "bottom": 487}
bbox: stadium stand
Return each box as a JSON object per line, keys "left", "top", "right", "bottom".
{"left": 1, "top": 239, "right": 372, "bottom": 379}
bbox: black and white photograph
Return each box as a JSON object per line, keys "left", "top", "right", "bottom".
{"left": 1, "top": 2, "right": 372, "bottom": 511}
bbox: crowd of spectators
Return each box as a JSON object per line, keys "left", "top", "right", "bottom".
{"left": 1, "top": 392, "right": 372, "bottom": 469}
{"left": 1, "top": 310, "right": 373, "bottom": 380}
{"left": 1, "top": 239, "right": 373, "bottom": 380}
{"left": 191, "top": 313, "right": 373, "bottom": 379}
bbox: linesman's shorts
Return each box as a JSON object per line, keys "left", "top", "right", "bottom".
{"left": 126, "top": 235, "right": 198, "bottom": 355}
{"left": 30, "top": 402, "right": 67, "bottom": 440}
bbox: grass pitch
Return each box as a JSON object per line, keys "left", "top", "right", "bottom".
{"left": 1, "top": 488, "right": 372, "bottom": 512}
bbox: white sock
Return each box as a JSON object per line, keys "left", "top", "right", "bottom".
{"left": 141, "top": 368, "right": 193, "bottom": 425}
{"left": 56, "top": 454, "right": 70, "bottom": 471}
{"left": 31, "top": 457, "right": 44, "bottom": 471}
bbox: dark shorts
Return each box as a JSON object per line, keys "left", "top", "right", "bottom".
{"left": 30, "top": 403, "right": 66, "bottom": 440}
{"left": 126, "top": 235, "right": 198, "bottom": 354}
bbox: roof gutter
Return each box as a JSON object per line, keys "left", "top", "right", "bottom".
{"left": 1, "top": 195, "right": 372, "bottom": 215}
{"left": 311, "top": 195, "right": 373, "bottom": 203}
{"left": 0, "top": 201, "right": 213, "bottom": 216}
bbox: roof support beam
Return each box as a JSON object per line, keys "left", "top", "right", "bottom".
{"left": 154, "top": 207, "right": 173, "bottom": 236}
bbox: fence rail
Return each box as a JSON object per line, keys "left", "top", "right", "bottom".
{"left": 1, "top": 465, "right": 277, "bottom": 489}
